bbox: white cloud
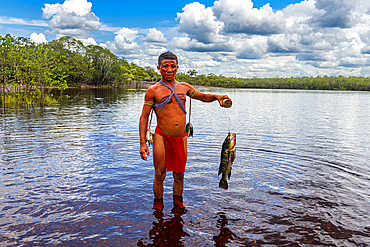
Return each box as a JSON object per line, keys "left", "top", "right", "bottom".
{"left": 312, "top": 0, "right": 358, "bottom": 28}
{"left": 213, "top": 0, "right": 286, "bottom": 35}
{"left": 145, "top": 46, "right": 168, "bottom": 56}
{"left": 45, "top": 0, "right": 370, "bottom": 77}
{"left": 235, "top": 36, "right": 268, "bottom": 59}
{"left": 192, "top": 59, "right": 221, "bottom": 67}
{"left": 283, "top": 0, "right": 323, "bottom": 18}
{"left": 30, "top": 32, "right": 47, "bottom": 44}
{"left": 42, "top": 0, "right": 101, "bottom": 37}
{"left": 99, "top": 24, "right": 121, "bottom": 32}
{"left": 176, "top": 2, "right": 224, "bottom": 44}
{"left": 142, "top": 28, "right": 168, "bottom": 44}
{"left": 78, "top": 37, "right": 97, "bottom": 46}
{"left": 4, "top": 0, "right": 370, "bottom": 78}
{"left": 0, "top": 16, "right": 48, "bottom": 27}
{"left": 172, "top": 36, "right": 233, "bottom": 52}
{"left": 267, "top": 33, "right": 302, "bottom": 53}
{"left": 106, "top": 27, "right": 139, "bottom": 54}
{"left": 43, "top": 0, "right": 92, "bottom": 18}
{"left": 338, "top": 57, "right": 367, "bottom": 67}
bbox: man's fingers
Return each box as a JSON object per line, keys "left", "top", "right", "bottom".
{"left": 140, "top": 147, "right": 150, "bottom": 161}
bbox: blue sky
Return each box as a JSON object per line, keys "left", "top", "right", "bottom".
{"left": 1, "top": 0, "right": 370, "bottom": 78}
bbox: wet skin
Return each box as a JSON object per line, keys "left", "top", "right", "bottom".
{"left": 139, "top": 59, "right": 232, "bottom": 203}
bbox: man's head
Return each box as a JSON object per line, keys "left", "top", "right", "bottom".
{"left": 158, "top": 51, "right": 178, "bottom": 66}
{"left": 157, "top": 51, "right": 179, "bottom": 82}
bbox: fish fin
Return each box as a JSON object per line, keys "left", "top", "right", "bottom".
{"left": 230, "top": 151, "right": 236, "bottom": 162}
{"left": 219, "top": 179, "right": 228, "bottom": 190}
{"left": 218, "top": 164, "right": 223, "bottom": 176}
{"left": 228, "top": 171, "right": 231, "bottom": 179}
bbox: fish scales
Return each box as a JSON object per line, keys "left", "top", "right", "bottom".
{"left": 218, "top": 132, "right": 236, "bottom": 190}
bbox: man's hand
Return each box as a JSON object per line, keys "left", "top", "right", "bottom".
{"left": 140, "top": 143, "right": 150, "bottom": 160}
{"left": 217, "top": 95, "right": 232, "bottom": 107}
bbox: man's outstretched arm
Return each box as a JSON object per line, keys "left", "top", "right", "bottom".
{"left": 188, "top": 86, "right": 232, "bottom": 107}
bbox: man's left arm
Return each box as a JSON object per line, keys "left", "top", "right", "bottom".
{"left": 186, "top": 84, "right": 231, "bottom": 107}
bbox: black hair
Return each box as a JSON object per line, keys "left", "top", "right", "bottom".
{"left": 158, "top": 51, "right": 178, "bottom": 66}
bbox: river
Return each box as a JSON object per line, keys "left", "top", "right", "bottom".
{"left": 1, "top": 88, "right": 369, "bottom": 246}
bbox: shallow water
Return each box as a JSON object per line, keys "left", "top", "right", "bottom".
{"left": 1, "top": 88, "right": 370, "bottom": 246}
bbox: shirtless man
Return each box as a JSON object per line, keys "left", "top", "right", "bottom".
{"left": 139, "top": 51, "right": 231, "bottom": 210}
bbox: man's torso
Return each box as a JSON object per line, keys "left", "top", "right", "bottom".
{"left": 151, "top": 81, "right": 190, "bottom": 136}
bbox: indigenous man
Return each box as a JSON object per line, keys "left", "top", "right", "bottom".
{"left": 139, "top": 51, "right": 232, "bottom": 210}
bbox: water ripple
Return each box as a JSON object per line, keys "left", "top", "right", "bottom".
{"left": 1, "top": 88, "right": 370, "bottom": 246}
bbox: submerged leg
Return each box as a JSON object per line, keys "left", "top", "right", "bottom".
{"left": 153, "top": 133, "right": 166, "bottom": 209}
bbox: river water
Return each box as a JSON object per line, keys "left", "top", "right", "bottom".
{"left": 1, "top": 88, "right": 369, "bottom": 246}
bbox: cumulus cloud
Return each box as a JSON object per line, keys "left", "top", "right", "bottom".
{"left": 213, "top": 0, "right": 286, "bottom": 35}
{"left": 106, "top": 27, "right": 139, "bottom": 54}
{"left": 174, "top": 0, "right": 289, "bottom": 55}
{"left": 338, "top": 57, "right": 367, "bottom": 67}
{"left": 80, "top": 0, "right": 370, "bottom": 76}
{"left": 78, "top": 37, "right": 97, "bottom": 46}
{"left": 42, "top": 0, "right": 101, "bottom": 37}
{"left": 142, "top": 28, "right": 168, "bottom": 44}
{"left": 312, "top": 0, "right": 357, "bottom": 28}
{"left": 267, "top": 33, "right": 302, "bottom": 53}
{"left": 176, "top": 2, "right": 224, "bottom": 44}
{"left": 236, "top": 36, "right": 268, "bottom": 59}
{"left": 172, "top": 36, "right": 233, "bottom": 52}
{"left": 30, "top": 32, "right": 47, "bottom": 44}
{"left": 192, "top": 59, "right": 221, "bottom": 67}
{"left": 283, "top": 0, "right": 321, "bottom": 18}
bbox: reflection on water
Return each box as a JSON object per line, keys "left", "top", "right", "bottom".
{"left": 1, "top": 88, "right": 370, "bottom": 246}
{"left": 138, "top": 208, "right": 189, "bottom": 246}
{"left": 213, "top": 212, "right": 237, "bottom": 246}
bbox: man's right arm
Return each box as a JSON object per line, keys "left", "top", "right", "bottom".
{"left": 139, "top": 87, "right": 155, "bottom": 160}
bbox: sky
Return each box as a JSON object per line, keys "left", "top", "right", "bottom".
{"left": 1, "top": 0, "right": 370, "bottom": 78}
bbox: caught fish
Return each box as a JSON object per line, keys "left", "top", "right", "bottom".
{"left": 218, "top": 132, "right": 236, "bottom": 190}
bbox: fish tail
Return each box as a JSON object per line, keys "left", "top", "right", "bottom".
{"left": 219, "top": 178, "right": 228, "bottom": 190}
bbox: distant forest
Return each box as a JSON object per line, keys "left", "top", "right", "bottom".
{"left": 1, "top": 34, "right": 370, "bottom": 104}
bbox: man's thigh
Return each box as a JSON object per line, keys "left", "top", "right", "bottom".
{"left": 153, "top": 133, "right": 166, "bottom": 172}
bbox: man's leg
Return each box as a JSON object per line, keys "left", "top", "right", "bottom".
{"left": 153, "top": 133, "right": 166, "bottom": 209}
{"left": 172, "top": 136, "right": 187, "bottom": 208}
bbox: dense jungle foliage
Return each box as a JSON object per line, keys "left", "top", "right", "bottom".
{"left": 0, "top": 34, "right": 160, "bottom": 105}
{"left": 1, "top": 34, "right": 370, "bottom": 105}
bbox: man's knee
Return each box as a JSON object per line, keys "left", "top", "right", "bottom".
{"left": 155, "top": 169, "right": 166, "bottom": 181}
{"left": 173, "top": 172, "right": 184, "bottom": 182}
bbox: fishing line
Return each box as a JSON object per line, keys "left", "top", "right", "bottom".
{"left": 228, "top": 116, "right": 231, "bottom": 133}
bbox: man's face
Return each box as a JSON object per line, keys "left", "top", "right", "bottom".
{"left": 157, "top": 59, "right": 178, "bottom": 81}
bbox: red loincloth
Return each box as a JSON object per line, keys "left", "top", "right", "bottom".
{"left": 155, "top": 126, "right": 187, "bottom": 173}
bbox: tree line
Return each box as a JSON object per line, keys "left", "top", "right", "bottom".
{"left": 0, "top": 34, "right": 160, "bottom": 105}
{"left": 176, "top": 73, "right": 370, "bottom": 91}
{"left": 1, "top": 34, "right": 370, "bottom": 105}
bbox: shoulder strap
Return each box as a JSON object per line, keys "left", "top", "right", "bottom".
{"left": 153, "top": 80, "right": 187, "bottom": 114}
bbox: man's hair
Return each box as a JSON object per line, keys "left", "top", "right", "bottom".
{"left": 158, "top": 51, "right": 178, "bottom": 66}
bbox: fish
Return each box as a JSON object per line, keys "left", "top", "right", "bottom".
{"left": 218, "top": 132, "right": 236, "bottom": 190}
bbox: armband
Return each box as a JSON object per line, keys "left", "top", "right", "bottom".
{"left": 144, "top": 101, "right": 154, "bottom": 106}
{"left": 189, "top": 89, "right": 196, "bottom": 98}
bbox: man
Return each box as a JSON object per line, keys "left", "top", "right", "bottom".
{"left": 139, "top": 51, "right": 231, "bottom": 210}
